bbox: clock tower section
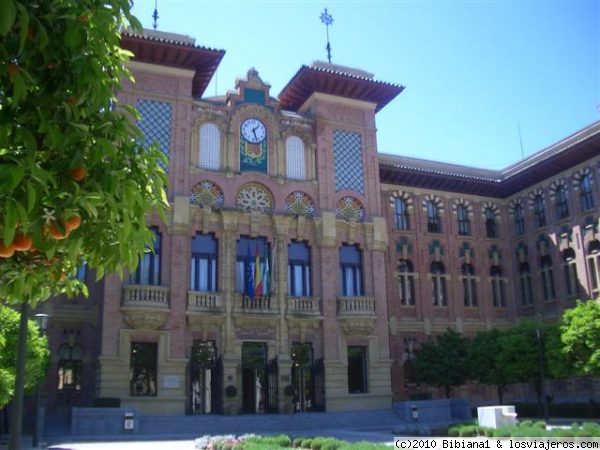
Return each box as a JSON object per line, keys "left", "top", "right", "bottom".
{"left": 279, "top": 62, "right": 404, "bottom": 411}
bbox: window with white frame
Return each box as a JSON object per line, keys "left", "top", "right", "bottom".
{"left": 431, "top": 261, "right": 447, "bottom": 306}
{"left": 340, "top": 244, "right": 363, "bottom": 297}
{"left": 540, "top": 255, "right": 555, "bottom": 301}
{"left": 190, "top": 233, "right": 218, "bottom": 292}
{"left": 562, "top": 248, "right": 579, "bottom": 297}
{"left": 490, "top": 265, "right": 506, "bottom": 307}
{"left": 199, "top": 123, "right": 220, "bottom": 170}
{"left": 398, "top": 259, "right": 415, "bottom": 306}
{"left": 519, "top": 262, "right": 533, "bottom": 306}
{"left": 587, "top": 240, "right": 600, "bottom": 296}
{"left": 286, "top": 136, "right": 306, "bottom": 180}
{"left": 461, "top": 263, "right": 477, "bottom": 307}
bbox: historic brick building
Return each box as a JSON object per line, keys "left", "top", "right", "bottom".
{"left": 40, "top": 29, "right": 600, "bottom": 417}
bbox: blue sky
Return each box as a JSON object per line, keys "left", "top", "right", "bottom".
{"left": 131, "top": 1, "right": 599, "bottom": 169}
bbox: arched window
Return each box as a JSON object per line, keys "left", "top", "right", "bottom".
{"left": 540, "top": 255, "right": 555, "bottom": 301}
{"left": 555, "top": 185, "right": 569, "bottom": 219}
{"left": 286, "top": 136, "right": 306, "bottom": 180}
{"left": 485, "top": 208, "right": 498, "bottom": 239}
{"left": 394, "top": 198, "right": 410, "bottom": 231}
{"left": 199, "top": 123, "right": 220, "bottom": 170}
{"left": 191, "top": 233, "right": 218, "bottom": 292}
{"left": 519, "top": 262, "right": 533, "bottom": 306}
{"left": 490, "top": 265, "right": 506, "bottom": 307}
{"left": 461, "top": 263, "right": 477, "bottom": 307}
{"left": 580, "top": 174, "right": 594, "bottom": 211}
{"left": 398, "top": 259, "right": 415, "bottom": 306}
{"left": 562, "top": 248, "right": 579, "bottom": 297}
{"left": 430, "top": 261, "right": 447, "bottom": 306}
{"left": 288, "top": 241, "right": 312, "bottom": 296}
{"left": 130, "top": 227, "right": 161, "bottom": 286}
{"left": 533, "top": 195, "right": 546, "bottom": 228}
{"left": 513, "top": 204, "right": 525, "bottom": 236}
{"left": 587, "top": 240, "right": 600, "bottom": 296}
{"left": 457, "top": 205, "right": 470, "bottom": 236}
{"left": 426, "top": 201, "right": 441, "bottom": 233}
{"left": 340, "top": 244, "right": 363, "bottom": 297}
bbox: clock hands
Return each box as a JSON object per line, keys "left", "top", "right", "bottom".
{"left": 252, "top": 126, "right": 258, "bottom": 141}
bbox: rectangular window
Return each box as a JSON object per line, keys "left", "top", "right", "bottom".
{"left": 191, "top": 234, "right": 218, "bottom": 292}
{"left": 235, "top": 236, "right": 270, "bottom": 296}
{"left": 564, "top": 262, "right": 579, "bottom": 296}
{"left": 288, "top": 241, "right": 312, "bottom": 297}
{"left": 57, "top": 360, "right": 82, "bottom": 391}
{"left": 394, "top": 198, "right": 409, "bottom": 231}
{"left": 347, "top": 346, "right": 367, "bottom": 394}
{"left": 130, "top": 228, "right": 161, "bottom": 286}
{"left": 130, "top": 342, "right": 158, "bottom": 397}
{"left": 340, "top": 244, "right": 363, "bottom": 297}
{"left": 492, "top": 278, "right": 506, "bottom": 307}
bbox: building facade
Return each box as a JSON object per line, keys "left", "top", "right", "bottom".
{"left": 41, "top": 30, "right": 600, "bottom": 417}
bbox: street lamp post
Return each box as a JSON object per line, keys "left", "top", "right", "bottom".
{"left": 8, "top": 303, "right": 29, "bottom": 450}
{"left": 535, "top": 328, "right": 549, "bottom": 422}
{"left": 32, "top": 314, "right": 49, "bottom": 448}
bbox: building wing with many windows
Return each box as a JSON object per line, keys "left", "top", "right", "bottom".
{"left": 40, "top": 29, "right": 600, "bottom": 417}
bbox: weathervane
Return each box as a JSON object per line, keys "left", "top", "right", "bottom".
{"left": 320, "top": 8, "right": 334, "bottom": 63}
{"left": 152, "top": 0, "right": 159, "bottom": 30}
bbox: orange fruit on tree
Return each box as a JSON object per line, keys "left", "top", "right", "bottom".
{"left": 13, "top": 234, "right": 33, "bottom": 252}
{"left": 66, "top": 215, "right": 82, "bottom": 231}
{"left": 46, "top": 222, "right": 70, "bottom": 240}
{"left": 0, "top": 243, "right": 15, "bottom": 258}
{"left": 71, "top": 167, "right": 86, "bottom": 181}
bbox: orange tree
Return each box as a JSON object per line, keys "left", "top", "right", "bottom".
{"left": 0, "top": 0, "right": 168, "bottom": 306}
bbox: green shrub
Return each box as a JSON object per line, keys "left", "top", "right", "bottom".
{"left": 492, "top": 426, "right": 511, "bottom": 437}
{"left": 582, "top": 422, "right": 600, "bottom": 436}
{"left": 293, "top": 437, "right": 308, "bottom": 448}
{"left": 302, "top": 438, "right": 313, "bottom": 449}
{"left": 532, "top": 420, "right": 546, "bottom": 429}
{"left": 519, "top": 420, "right": 533, "bottom": 428}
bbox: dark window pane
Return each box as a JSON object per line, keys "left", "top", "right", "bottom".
{"left": 347, "top": 346, "right": 367, "bottom": 394}
{"left": 130, "top": 342, "right": 158, "bottom": 396}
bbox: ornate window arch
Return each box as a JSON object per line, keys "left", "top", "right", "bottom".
{"left": 236, "top": 183, "right": 273, "bottom": 214}
{"left": 190, "top": 181, "right": 224, "bottom": 209}
{"left": 199, "top": 123, "right": 221, "bottom": 170}
{"left": 336, "top": 196, "right": 365, "bottom": 222}
{"left": 286, "top": 136, "right": 306, "bottom": 180}
{"left": 284, "top": 191, "right": 316, "bottom": 217}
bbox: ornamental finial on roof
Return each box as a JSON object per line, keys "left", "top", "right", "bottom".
{"left": 152, "top": 0, "right": 159, "bottom": 30}
{"left": 320, "top": 8, "right": 334, "bottom": 63}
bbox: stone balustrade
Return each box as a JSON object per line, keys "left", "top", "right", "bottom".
{"left": 336, "top": 296, "right": 376, "bottom": 316}
{"left": 187, "top": 291, "right": 223, "bottom": 312}
{"left": 122, "top": 285, "right": 169, "bottom": 308}
{"left": 287, "top": 296, "right": 321, "bottom": 316}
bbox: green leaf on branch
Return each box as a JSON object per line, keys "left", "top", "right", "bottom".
{"left": 0, "top": 0, "right": 16, "bottom": 36}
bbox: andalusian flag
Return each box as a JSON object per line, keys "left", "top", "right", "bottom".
{"left": 262, "top": 253, "right": 270, "bottom": 296}
{"left": 254, "top": 243, "right": 263, "bottom": 296}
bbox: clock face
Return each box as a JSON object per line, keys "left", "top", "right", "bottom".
{"left": 241, "top": 118, "right": 267, "bottom": 144}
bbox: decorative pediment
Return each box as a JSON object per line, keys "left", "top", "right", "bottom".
{"left": 122, "top": 308, "right": 169, "bottom": 330}
{"left": 338, "top": 317, "right": 376, "bottom": 336}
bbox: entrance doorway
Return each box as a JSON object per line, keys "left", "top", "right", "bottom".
{"left": 190, "top": 341, "right": 221, "bottom": 414}
{"left": 291, "top": 342, "right": 315, "bottom": 412}
{"left": 242, "top": 342, "right": 267, "bottom": 413}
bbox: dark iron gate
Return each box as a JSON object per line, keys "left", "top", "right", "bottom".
{"left": 266, "top": 357, "right": 279, "bottom": 413}
{"left": 312, "top": 358, "right": 325, "bottom": 411}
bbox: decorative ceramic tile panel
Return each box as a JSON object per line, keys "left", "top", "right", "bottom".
{"left": 137, "top": 99, "right": 172, "bottom": 171}
{"left": 285, "top": 191, "right": 316, "bottom": 217}
{"left": 286, "top": 136, "right": 306, "bottom": 180}
{"left": 336, "top": 196, "right": 365, "bottom": 222}
{"left": 199, "top": 123, "right": 220, "bottom": 170}
{"left": 236, "top": 183, "right": 273, "bottom": 214}
{"left": 333, "top": 130, "right": 364, "bottom": 195}
{"left": 190, "top": 181, "right": 224, "bottom": 209}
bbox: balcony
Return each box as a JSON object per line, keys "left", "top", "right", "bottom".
{"left": 187, "top": 291, "right": 224, "bottom": 313}
{"left": 337, "top": 296, "right": 376, "bottom": 336}
{"left": 337, "top": 296, "right": 376, "bottom": 316}
{"left": 121, "top": 285, "right": 170, "bottom": 330}
{"left": 287, "top": 296, "right": 321, "bottom": 317}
